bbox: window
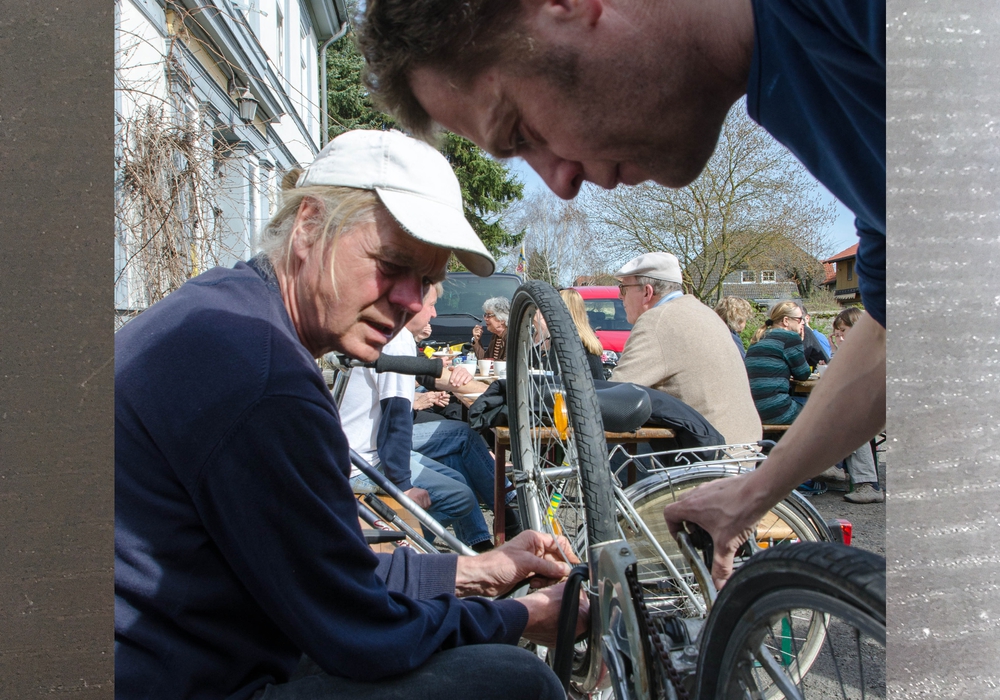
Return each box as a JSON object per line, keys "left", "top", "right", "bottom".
{"left": 276, "top": 7, "right": 285, "bottom": 83}
{"left": 846, "top": 261, "right": 853, "bottom": 281}
{"left": 741, "top": 270, "right": 755, "bottom": 283}
{"left": 761, "top": 270, "right": 776, "bottom": 283}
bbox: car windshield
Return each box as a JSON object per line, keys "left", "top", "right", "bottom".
{"left": 583, "top": 298, "right": 633, "bottom": 331}
{"left": 437, "top": 275, "right": 521, "bottom": 318}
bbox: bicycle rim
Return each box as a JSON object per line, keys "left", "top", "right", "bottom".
{"left": 620, "top": 466, "right": 828, "bottom": 622}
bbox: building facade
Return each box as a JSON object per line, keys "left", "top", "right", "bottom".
{"left": 114, "top": 0, "right": 347, "bottom": 325}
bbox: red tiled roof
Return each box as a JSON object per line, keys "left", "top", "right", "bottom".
{"left": 823, "top": 244, "right": 858, "bottom": 264}
{"left": 821, "top": 262, "right": 836, "bottom": 286}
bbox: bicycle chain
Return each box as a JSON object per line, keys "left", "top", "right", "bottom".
{"left": 625, "top": 563, "right": 691, "bottom": 700}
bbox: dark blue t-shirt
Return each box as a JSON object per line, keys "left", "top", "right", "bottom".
{"left": 748, "top": 0, "right": 885, "bottom": 327}
{"left": 114, "top": 260, "right": 527, "bottom": 700}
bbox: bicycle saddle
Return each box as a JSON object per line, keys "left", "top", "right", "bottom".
{"left": 594, "top": 382, "right": 652, "bottom": 433}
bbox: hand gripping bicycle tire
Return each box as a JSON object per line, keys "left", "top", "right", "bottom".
{"left": 694, "top": 542, "right": 885, "bottom": 700}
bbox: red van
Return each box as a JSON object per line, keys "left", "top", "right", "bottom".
{"left": 571, "top": 286, "right": 633, "bottom": 354}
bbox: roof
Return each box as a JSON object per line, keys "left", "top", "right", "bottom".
{"left": 823, "top": 244, "right": 859, "bottom": 264}
{"left": 821, "top": 262, "right": 836, "bottom": 286}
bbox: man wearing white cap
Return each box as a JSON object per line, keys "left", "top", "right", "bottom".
{"left": 611, "top": 252, "right": 761, "bottom": 445}
{"left": 114, "top": 130, "right": 576, "bottom": 700}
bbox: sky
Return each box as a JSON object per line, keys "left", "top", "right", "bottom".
{"left": 507, "top": 158, "right": 860, "bottom": 259}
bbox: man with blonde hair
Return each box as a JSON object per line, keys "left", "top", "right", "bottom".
{"left": 115, "top": 129, "right": 577, "bottom": 700}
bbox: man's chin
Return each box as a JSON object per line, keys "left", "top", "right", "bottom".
{"left": 339, "top": 338, "right": 384, "bottom": 363}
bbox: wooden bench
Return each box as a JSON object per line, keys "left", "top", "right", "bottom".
{"left": 761, "top": 424, "right": 791, "bottom": 442}
{"left": 357, "top": 495, "right": 423, "bottom": 554}
{"left": 491, "top": 425, "right": 676, "bottom": 543}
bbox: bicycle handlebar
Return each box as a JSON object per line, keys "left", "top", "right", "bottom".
{"left": 363, "top": 354, "right": 444, "bottom": 378}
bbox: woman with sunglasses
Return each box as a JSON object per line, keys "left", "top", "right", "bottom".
{"left": 744, "top": 301, "right": 812, "bottom": 425}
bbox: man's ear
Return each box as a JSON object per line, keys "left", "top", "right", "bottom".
{"left": 524, "top": 0, "right": 602, "bottom": 30}
{"left": 289, "top": 197, "right": 324, "bottom": 261}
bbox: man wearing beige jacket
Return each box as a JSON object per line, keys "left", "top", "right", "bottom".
{"left": 611, "top": 253, "right": 761, "bottom": 445}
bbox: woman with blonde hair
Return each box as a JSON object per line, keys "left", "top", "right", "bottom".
{"left": 744, "top": 300, "right": 811, "bottom": 424}
{"left": 560, "top": 288, "right": 606, "bottom": 380}
{"left": 714, "top": 296, "right": 753, "bottom": 359}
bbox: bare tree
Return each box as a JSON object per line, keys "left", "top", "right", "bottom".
{"left": 498, "top": 190, "right": 614, "bottom": 285}
{"left": 582, "top": 102, "right": 836, "bottom": 302}
{"left": 115, "top": 4, "right": 270, "bottom": 328}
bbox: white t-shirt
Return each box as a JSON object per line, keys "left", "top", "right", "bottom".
{"left": 340, "top": 329, "right": 417, "bottom": 476}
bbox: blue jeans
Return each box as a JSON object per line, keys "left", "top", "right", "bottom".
{"left": 411, "top": 420, "right": 514, "bottom": 546}
{"left": 256, "top": 646, "right": 565, "bottom": 700}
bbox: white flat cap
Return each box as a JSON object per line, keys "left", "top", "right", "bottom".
{"left": 297, "top": 130, "right": 495, "bottom": 276}
{"left": 614, "top": 252, "right": 683, "bottom": 283}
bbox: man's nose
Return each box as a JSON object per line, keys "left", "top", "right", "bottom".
{"left": 524, "top": 151, "right": 584, "bottom": 200}
{"left": 389, "top": 276, "right": 426, "bottom": 314}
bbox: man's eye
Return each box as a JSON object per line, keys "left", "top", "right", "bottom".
{"left": 512, "top": 126, "right": 528, "bottom": 151}
{"left": 378, "top": 260, "right": 404, "bottom": 275}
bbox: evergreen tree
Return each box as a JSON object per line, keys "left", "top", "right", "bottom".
{"left": 324, "top": 32, "right": 524, "bottom": 262}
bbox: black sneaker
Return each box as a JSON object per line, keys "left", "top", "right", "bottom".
{"left": 471, "top": 540, "right": 495, "bottom": 553}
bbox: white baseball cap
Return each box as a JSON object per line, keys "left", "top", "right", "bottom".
{"left": 614, "top": 252, "right": 683, "bottom": 284}
{"left": 297, "top": 129, "right": 496, "bottom": 276}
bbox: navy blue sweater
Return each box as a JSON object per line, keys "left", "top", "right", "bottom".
{"left": 114, "top": 260, "right": 527, "bottom": 700}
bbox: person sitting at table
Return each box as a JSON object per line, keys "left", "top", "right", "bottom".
{"left": 826, "top": 307, "right": 884, "bottom": 504}
{"left": 714, "top": 296, "right": 754, "bottom": 360}
{"left": 610, "top": 252, "right": 761, "bottom": 444}
{"left": 560, "top": 288, "right": 605, "bottom": 381}
{"left": 744, "top": 301, "right": 812, "bottom": 425}
{"left": 343, "top": 284, "right": 521, "bottom": 550}
{"left": 798, "top": 304, "right": 832, "bottom": 369}
{"left": 472, "top": 296, "right": 510, "bottom": 361}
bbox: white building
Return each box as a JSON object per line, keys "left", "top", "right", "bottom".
{"left": 114, "top": 0, "right": 348, "bottom": 323}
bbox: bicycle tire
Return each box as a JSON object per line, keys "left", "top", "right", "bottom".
{"left": 507, "top": 280, "right": 617, "bottom": 552}
{"left": 507, "top": 281, "right": 616, "bottom": 694}
{"left": 695, "top": 542, "right": 886, "bottom": 700}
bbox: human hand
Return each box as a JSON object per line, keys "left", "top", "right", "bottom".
{"left": 454, "top": 530, "right": 578, "bottom": 598}
{"left": 518, "top": 581, "right": 590, "bottom": 648}
{"left": 412, "top": 392, "right": 437, "bottom": 411}
{"left": 472, "top": 325, "right": 483, "bottom": 341}
{"left": 449, "top": 366, "right": 474, "bottom": 387}
{"left": 661, "top": 472, "right": 768, "bottom": 589}
{"left": 403, "top": 487, "right": 432, "bottom": 509}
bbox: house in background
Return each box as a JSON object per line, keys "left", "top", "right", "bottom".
{"left": 714, "top": 267, "right": 801, "bottom": 306}
{"left": 115, "top": 0, "right": 348, "bottom": 325}
{"left": 820, "top": 244, "right": 863, "bottom": 307}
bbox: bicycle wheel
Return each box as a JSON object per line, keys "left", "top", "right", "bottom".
{"left": 695, "top": 543, "right": 885, "bottom": 700}
{"left": 507, "top": 281, "right": 616, "bottom": 694}
{"left": 507, "top": 280, "right": 617, "bottom": 554}
{"left": 619, "top": 463, "right": 830, "bottom": 620}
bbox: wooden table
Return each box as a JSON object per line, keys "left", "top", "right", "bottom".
{"left": 791, "top": 377, "right": 819, "bottom": 394}
{"left": 491, "top": 425, "right": 676, "bottom": 543}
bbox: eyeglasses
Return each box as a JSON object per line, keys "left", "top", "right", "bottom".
{"left": 483, "top": 312, "right": 496, "bottom": 319}
{"left": 785, "top": 315, "right": 804, "bottom": 324}
{"left": 618, "top": 283, "right": 643, "bottom": 296}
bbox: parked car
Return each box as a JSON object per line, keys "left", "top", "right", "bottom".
{"left": 427, "top": 271, "right": 522, "bottom": 347}
{"left": 571, "top": 286, "right": 633, "bottom": 354}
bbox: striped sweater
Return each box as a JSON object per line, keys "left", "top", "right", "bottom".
{"left": 744, "top": 329, "right": 812, "bottom": 424}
